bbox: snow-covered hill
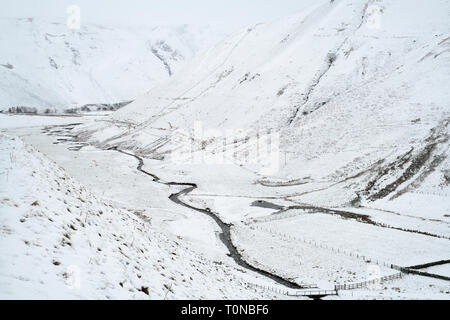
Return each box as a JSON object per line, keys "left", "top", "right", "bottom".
{"left": 0, "top": 134, "right": 281, "bottom": 299}
{"left": 79, "top": 0, "right": 450, "bottom": 211}
{"left": 2, "top": 0, "right": 450, "bottom": 299}
{"left": 0, "top": 18, "right": 224, "bottom": 112}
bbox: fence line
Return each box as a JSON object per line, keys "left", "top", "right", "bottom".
{"left": 246, "top": 272, "right": 403, "bottom": 297}
{"left": 335, "top": 272, "right": 403, "bottom": 291}
{"left": 247, "top": 207, "right": 450, "bottom": 240}
{"left": 248, "top": 224, "right": 398, "bottom": 270}
{"left": 409, "top": 191, "right": 450, "bottom": 198}
{"left": 246, "top": 282, "right": 291, "bottom": 296}
{"left": 246, "top": 282, "right": 337, "bottom": 297}
{"left": 249, "top": 209, "right": 310, "bottom": 225}
{"left": 239, "top": 224, "right": 448, "bottom": 296}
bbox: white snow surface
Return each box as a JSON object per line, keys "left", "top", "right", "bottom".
{"left": 1, "top": 0, "right": 450, "bottom": 300}
{"left": 0, "top": 134, "right": 282, "bottom": 299}
{"left": 1, "top": 113, "right": 449, "bottom": 299}
{"left": 0, "top": 17, "right": 224, "bottom": 112}
{"left": 78, "top": 0, "right": 450, "bottom": 213}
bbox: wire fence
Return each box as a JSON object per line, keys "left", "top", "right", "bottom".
{"left": 248, "top": 224, "right": 398, "bottom": 270}
{"left": 246, "top": 282, "right": 292, "bottom": 296}
{"left": 335, "top": 272, "right": 403, "bottom": 291}
{"left": 240, "top": 214, "right": 448, "bottom": 297}
{"left": 248, "top": 209, "right": 312, "bottom": 224}
{"left": 243, "top": 224, "right": 448, "bottom": 296}
{"left": 246, "top": 272, "right": 403, "bottom": 297}
{"left": 409, "top": 191, "right": 450, "bottom": 198}
{"left": 248, "top": 206, "right": 450, "bottom": 240}
{"left": 246, "top": 282, "right": 337, "bottom": 297}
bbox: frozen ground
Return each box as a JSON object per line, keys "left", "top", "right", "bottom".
{"left": 250, "top": 211, "right": 449, "bottom": 267}
{"left": 1, "top": 0, "right": 449, "bottom": 300}
{"left": 0, "top": 126, "right": 291, "bottom": 299}
{"left": 1, "top": 114, "right": 449, "bottom": 299}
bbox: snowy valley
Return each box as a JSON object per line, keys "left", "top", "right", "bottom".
{"left": 1, "top": 0, "right": 449, "bottom": 300}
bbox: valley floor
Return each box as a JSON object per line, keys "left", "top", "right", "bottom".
{"left": 1, "top": 114, "right": 449, "bottom": 299}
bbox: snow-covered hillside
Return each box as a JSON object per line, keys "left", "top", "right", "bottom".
{"left": 0, "top": 18, "right": 223, "bottom": 112}
{"left": 0, "top": 134, "right": 281, "bottom": 299}
{"left": 79, "top": 0, "right": 450, "bottom": 210}
{"left": 2, "top": 0, "right": 449, "bottom": 300}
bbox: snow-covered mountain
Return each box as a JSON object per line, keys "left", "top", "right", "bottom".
{"left": 2, "top": 0, "right": 450, "bottom": 299}
{"left": 80, "top": 0, "right": 450, "bottom": 209}
{"left": 0, "top": 17, "right": 224, "bottom": 112}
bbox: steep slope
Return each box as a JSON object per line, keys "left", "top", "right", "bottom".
{"left": 0, "top": 18, "right": 223, "bottom": 112}
{"left": 78, "top": 0, "right": 450, "bottom": 210}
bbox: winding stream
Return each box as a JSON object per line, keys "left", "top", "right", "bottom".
{"left": 109, "top": 147, "right": 304, "bottom": 289}
{"left": 43, "top": 124, "right": 304, "bottom": 289}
